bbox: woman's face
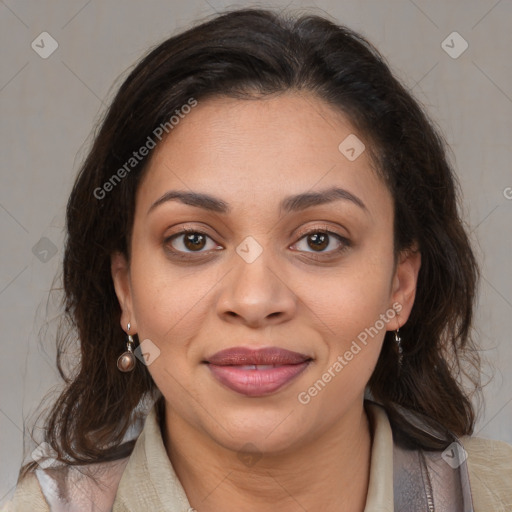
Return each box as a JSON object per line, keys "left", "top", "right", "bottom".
{"left": 112, "top": 92, "right": 420, "bottom": 453}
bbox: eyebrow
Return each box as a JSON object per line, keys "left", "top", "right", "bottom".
{"left": 147, "top": 186, "right": 367, "bottom": 215}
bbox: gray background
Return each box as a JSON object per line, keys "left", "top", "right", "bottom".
{"left": 1, "top": 0, "right": 511, "bottom": 505}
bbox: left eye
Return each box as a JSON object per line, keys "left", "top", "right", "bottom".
{"left": 293, "top": 231, "right": 347, "bottom": 253}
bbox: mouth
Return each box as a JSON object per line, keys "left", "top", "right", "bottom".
{"left": 203, "top": 346, "right": 313, "bottom": 397}
{"left": 204, "top": 346, "right": 312, "bottom": 366}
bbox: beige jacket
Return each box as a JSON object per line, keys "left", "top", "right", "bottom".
{"left": 4, "top": 402, "right": 512, "bottom": 511}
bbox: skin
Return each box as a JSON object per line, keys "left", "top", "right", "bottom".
{"left": 111, "top": 92, "right": 421, "bottom": 512}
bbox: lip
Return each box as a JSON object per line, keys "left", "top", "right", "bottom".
{"left": 205, "top": 347, "right": 312, "bottom": 366}
{"left": 204, "top": 347, "right": 312, "bottom": 397}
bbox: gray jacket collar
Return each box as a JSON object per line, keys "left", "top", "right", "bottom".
{"left": 35, "top": 400, "right": 473, "bottom": 511}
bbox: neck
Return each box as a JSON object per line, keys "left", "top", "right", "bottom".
{"left": 162, "top": 400, "right": 372, "bottom": 512}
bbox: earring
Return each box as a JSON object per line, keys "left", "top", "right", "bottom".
{"left": 394, "top": 328, "right": 403, "bottom": 368}
{"left": 117, "top": 322, "right": 136, "bottom": 372}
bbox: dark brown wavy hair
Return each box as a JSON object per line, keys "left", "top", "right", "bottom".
{"left": 20, "top": 7, "right": 480, "bottom": 479}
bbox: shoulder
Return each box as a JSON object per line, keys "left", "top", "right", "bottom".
{"left": 460, "top": 435, "right": 512, "bottom": 511}
{"left": 4, "top": 456, "right": 130, "bottom": 512}
{"left": 2, "top": 471, "right": 49, "bottom": 512}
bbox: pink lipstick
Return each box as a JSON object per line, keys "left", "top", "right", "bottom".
{"left": 204, "top": 347, "right": 312, "bottom": 397}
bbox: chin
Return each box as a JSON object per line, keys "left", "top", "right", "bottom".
{"left": 200, "top": 406, "right": 309, "bottom": 454}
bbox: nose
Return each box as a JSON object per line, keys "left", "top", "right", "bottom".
{"left": 216, "top": 246, "right": 297, "bottom": 329}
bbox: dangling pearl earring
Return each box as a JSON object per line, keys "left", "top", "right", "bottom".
{"left": 117, "top": 322, "right": 136, "bottom": 372}
{"left": 395, "top": 327, "right": 404, "bottom": 368}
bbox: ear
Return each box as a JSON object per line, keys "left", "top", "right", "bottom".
{"left": 111, "top": 251, "right": 137, "bottom": 333}
{"left": 388, "top": 244, "right": 421, "bottom": 330}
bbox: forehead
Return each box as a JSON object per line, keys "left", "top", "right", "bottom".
{"left": 136, "top": 93, "right": 391, "bottom": 219}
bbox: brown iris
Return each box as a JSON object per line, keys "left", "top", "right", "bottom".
{"left": 307, "top": 232, "right": 329, "bottom": 251}
{"left": 184, "top": 232, "right": 207, "bottom": 251}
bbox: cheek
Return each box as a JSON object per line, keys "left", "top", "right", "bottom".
{"left": 130, "top": 266, "right": 211, "bottom": 345}
{"left": 127, "top": 228, "right": 211, "bottom": 337}
{"left": 295, "top": 265, "right": 391, "bottom": 419}
{"left": 295, "top": 252, "right": 394, "bottom": 338}
{"left": 292, "top": 251, "right": 395, "bottom": 398}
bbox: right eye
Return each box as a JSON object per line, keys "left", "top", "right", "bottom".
{"left": 164, "top": 228, "right": 223, "bottom": 256}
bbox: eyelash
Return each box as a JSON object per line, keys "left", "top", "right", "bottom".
{"left": 163, "top": 225, "right": 351, "bottom": 262}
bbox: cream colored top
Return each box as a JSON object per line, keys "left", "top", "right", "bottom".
{"left": 4, "top": 403, "right": 512, "bottom": 511}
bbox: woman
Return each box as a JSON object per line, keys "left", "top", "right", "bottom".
{"left": 7, "top": 7, "right": 511, "bottom": 512}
